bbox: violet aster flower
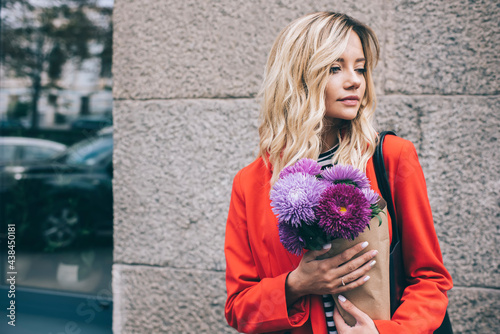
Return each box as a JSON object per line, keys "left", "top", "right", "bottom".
{"left": 279, "top": 158, "right": 322, "bottom": 179}
{"left": 270, "top": 173, "right": 327, "bottom": 227}
{"left": 320, "top": 164, "right": 370, "bottom": 189}
{"left": 278, "top": 222, "right": 306, "bottom": 256}
{"left": 316, "top": 183, "right": 372, "bottom": 240}
{"left": 362, "top": 188, "right": 384, "bottom": 224}
{"left": 362, "top": 188, "right": 380, "bottom": 206}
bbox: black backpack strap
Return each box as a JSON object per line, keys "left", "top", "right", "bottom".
{"left": 373, "top": 131, "right": 398, "bottom": 249}
{"left": 374, "top": 131, "right": 404, "bottom": 316}
{"left": 372, "top": 131, "right": 453, "bottom": 333}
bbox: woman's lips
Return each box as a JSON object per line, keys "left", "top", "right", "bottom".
{"left": 338, "top": 97, "right": 359, "bottom": 106}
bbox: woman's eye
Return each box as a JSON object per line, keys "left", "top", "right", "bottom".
{"left": 330, "top": 66, "right": 341, "bottom": 74}
{"left": 356, "top": 68, "right": 367, "bottom": 74}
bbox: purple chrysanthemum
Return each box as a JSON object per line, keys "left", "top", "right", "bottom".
{"left": 279, "top": 158, "right": 322, "bottom": 179}
{"left": 316, "top": 183, "right": 372, "bottom": 240}
{"left": 320, "top": 164, "right": 370, "bottom": 189}
{"left": 362, "top": 188, "right": 380, "bottom": 206}
{"left": 278, "top": 222, "right": 306, "bottom": 256}
{"left": 270, "top": 173, "right": 327, "bottom": 227}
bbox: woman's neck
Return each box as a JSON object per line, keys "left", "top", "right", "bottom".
{"left": 321, "top": 119, "right": 341, "bottom": 153}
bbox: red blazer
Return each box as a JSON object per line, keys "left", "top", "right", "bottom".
{"left": 224, "top": 135, "right": 453, "bottom": 334}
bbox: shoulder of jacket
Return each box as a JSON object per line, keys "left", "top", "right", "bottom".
{"left": 382, "top": 134, "right": 416, "bottom": 159}
{"left": 235, "top": 156, "right": 272, "bottom": 185}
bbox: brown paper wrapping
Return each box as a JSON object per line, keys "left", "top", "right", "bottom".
{"left": 317, "top": 199, "right": 391, "bottom": 326}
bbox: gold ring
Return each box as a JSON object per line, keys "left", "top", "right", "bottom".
{"left": 341, "top": 277, "right": 346, "bottom": 286}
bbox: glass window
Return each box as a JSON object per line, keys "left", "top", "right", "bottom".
{"left": 0, "top": 144, "right": 17, "bottom": 164}
{"left": 64, "top": 136, "right": 113, "bottom": 166}
{"left": 1, "top": 0, "right": 113, "bottom": 332}
{"left": 21, "top": 145, "right": 62, "bottom": 162}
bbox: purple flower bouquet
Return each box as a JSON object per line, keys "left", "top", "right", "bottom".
{"left": 270, "top": 158, "right": 391, "bottom": 325}
{"left": 271, "top": 159, "right": 383, "bottom": 255}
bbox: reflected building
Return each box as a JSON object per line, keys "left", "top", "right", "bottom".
{"left": 0, "top": 2, "right": 112, "bottom": 129}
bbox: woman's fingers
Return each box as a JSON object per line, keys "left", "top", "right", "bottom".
{"left": 335, "top": 295, "right": 369, "bottom": 326}
{"left": 326, "top": 252, "right": 376, "bottom": 294}
{"left": 317, "top": 241, "right": 370, "bottom": 266}
{"left": 337, "top": 250, "right": 377, "bottom": 282}
{"left": 303, "top": 243, "right": 332, "bottom": 262}
{"left": 333, "top": 295, "right": 379, "bottom": 333}
{"left": 332, "top": 274, "right": 369, "bottom": 295}
{"left": 333, "top": 302, "right": 349, "bottom": 329}
{"left": 337, "top": 244, "right": 375, "bottom": 268}
{"left": 296, "top": 241, "right": 378, "bottom": 296}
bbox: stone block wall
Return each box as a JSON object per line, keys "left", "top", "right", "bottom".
{"left": 112, "top": 0, "right": 499, "bottom": 333}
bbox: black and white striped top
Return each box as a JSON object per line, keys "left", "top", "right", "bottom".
{"left": 318, "top": 144, "right": 338, "bottom": 168}
{"left": 318, "top": 144, "right": 339, "bottom": 333}
{"left": 322, "top": 294, "right": 338, "bottom": 334}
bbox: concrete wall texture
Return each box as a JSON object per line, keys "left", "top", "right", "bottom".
{"left": 112, "top": 0, "right": 499, "bottom": 333}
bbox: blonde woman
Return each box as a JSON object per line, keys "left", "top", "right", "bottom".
{"left": 224, "top": 12, "right": 452, "bottom": 334}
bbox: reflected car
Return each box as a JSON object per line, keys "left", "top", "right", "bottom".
{"left": 0, "top": 137, "right": 67, "bottom": 166}
{"left": 0, "top": 133, "right": 113, "bottom": 250}
{"left": 71, "top": 114, "right": 113, "bottom": 131}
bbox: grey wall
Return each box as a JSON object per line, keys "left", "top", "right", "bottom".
{"left": 112, "top": 0, "right": 499, "bottom": 333}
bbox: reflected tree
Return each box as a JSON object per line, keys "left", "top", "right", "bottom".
{"left": 0, "top": 0, "right": 112, "bottom": 129}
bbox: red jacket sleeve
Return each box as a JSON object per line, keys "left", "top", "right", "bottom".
{"left": 224, "top": 170, "right": 310, "bottom": 333}
{"left": 373, "top": 139, "right": 453, "bottom": 333}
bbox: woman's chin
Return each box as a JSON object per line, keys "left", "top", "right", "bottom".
{"left": 324, "top": 113, "right": 358, "bottom": 123}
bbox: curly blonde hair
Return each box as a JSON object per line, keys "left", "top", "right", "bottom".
{"left": 258, "top": 12, "right": 380, "bottom": 185}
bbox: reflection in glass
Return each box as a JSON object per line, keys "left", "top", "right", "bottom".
{"left": 1, "top": 132, "right": 113, "bottom": 295}
{"left": 4, "top": 244, "right": 112, "bottom": 295}
{"left": 1, "top": 1, "right": 113, "bottom": 331}
{"left": 0, "top": 137, "right": 67, "bottom": 164}
{"left": 63, "top": 135, "right": 113, "bottom": 166}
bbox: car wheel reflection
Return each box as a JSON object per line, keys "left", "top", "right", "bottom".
{"left": 0, "top": 133, "right": 113, "bottom": 251}
{"left": 41, "top": 199, "right": 82, "bottom": 249}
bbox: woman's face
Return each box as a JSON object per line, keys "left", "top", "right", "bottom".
{"left": 324, "top": 31, "right": 366, "bottom": 121}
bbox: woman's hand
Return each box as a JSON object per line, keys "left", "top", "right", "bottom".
{"left": 285, "top": 241, "right": 377, "bottom": 306}
{"left": 333, "top": 295, "right": 379, "bottom": 334}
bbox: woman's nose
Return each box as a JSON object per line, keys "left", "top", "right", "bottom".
{"left": 344, "top": 70, "right": 361, "bottom": 90}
